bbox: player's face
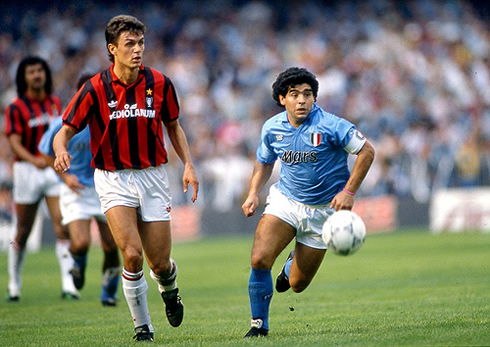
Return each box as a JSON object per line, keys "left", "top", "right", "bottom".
{"left": 279, "top": 83, "right": 315, "bottom": 128}
{"left": 24, "top": 63, "right": 46, "bottom": 92}
{"left": 109, "top": 30, "right": 145, "bottom": 70}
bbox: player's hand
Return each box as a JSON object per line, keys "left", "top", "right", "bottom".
{"left": 61, "top": 173, "right": 85, "bottom": 195}
{"left": 54, "top": 151, "right": 72, "bottom": 174}
{"left": 242, "top": 195, "right": 259, "bottom": 217}
{"left": 183, "top": 163, "right": 199, "bottom": 203}
{"left": 330, "top": 190, "right": 354, "bottom": 211}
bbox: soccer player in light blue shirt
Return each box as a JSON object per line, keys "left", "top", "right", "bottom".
{"left": 38, "top": 74, "right": 121, "bottom": 307}
{"left": 39, "top": 116, "right": 93, "bottom": 187}
{"left": 242, "top": 67, "right": 375, "bottom": 337}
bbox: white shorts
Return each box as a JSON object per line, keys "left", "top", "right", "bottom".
{"left": 263, "top": 184, "right": 335, "bottom": 250}
{"left": 13, "top": 161, "right": 61, "bottom": 204}
{"left": 94, "top": 165, "right": 172, "bottom": 222}
{"left": 59, "top": 184, "right": 106, "bottom": 226}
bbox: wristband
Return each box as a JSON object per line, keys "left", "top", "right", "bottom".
{"left": 342, "top": 188, "right": 355, "bottom": 196}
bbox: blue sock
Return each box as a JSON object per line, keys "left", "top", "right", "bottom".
{"left": 284, "top": 258, "right": 293, "bottom": 279}
{"left": 248, "top": 268, "right": 273, "bottom": 330}
{"left": 101, "top": 267, "right": 120, "bottom": 301}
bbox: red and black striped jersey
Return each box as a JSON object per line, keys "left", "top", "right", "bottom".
{"left": 63, "top": 64, "right": 180, "bottom": 171}
{"left": 4, "top": 94, "right": 62, "bottom": 161}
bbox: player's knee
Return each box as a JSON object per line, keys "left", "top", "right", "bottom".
{"left": 290, "top": 279, "right": 310, "bottom": 293}
{"left": 122, "top": 248, "right": 144, "bottom": 269}
{"left": 151, "top": 258, "right": 174, "bottom": 277}
{"left": 71, "top": 237, "right": 90, "bottom": 252}
{"left": 251, "top": 254, "right": 273, "bottom": 270}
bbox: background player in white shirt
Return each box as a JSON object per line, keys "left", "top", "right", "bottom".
{"left": 242, "top": 67, "right": 375, "bottom": 337}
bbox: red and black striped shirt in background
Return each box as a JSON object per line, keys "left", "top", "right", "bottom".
{"left": 63, "top": 64, "right": 179, "bottom": 171}
{"left": 4, "top": 94, "right": 62, "bottom": 161}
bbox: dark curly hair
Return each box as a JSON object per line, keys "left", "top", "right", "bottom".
{"left": 15, "top": 56, "right": 53, "bottom": 97}
{"left": 272, "top": 67, "right": 319, "bottom": 107}
{"left": 105, "top": 15, "right": 146, "bottom": 63}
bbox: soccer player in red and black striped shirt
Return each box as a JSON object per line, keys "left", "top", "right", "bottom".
{"left": 53, "top": 15, "right": 199, "bottom": 342}
{"left": 4, "top": 56, "right": 77, "bottom": 301}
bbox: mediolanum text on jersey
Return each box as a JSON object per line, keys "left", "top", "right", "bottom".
{"left": 281, "top": 150, "right": 318, "bottom": 164}
{"left": 28, "top": 114, "right": 52, "bottom": 127}
{"left": 109, "top": 104, "right": 156, "bottom": 120}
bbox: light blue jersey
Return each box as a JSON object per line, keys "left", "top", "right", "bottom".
{"left": 257, "top": 104, "right": 359, "bottom": 205}
{"left": 39, "top": 117, "right": 94, "bottom": 187}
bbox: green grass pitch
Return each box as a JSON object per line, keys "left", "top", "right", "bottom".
{"left": 0, "top": 229, "right": 489, "bottom": 346}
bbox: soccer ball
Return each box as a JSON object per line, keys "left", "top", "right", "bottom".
{"left": 322, "top": 210, "right": 366, "bottom": 256}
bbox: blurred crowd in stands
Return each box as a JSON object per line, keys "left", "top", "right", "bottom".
{"left": 0, "top": 0, "right": 489, "bottom": 219}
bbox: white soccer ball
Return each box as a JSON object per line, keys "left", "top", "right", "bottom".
{"left": 322, "top": 210, "right": 366, "bottom": 256}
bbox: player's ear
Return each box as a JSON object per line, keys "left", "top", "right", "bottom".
{"left": 279, "top": 95, "right": 286, "bottom": 106}
{"left": 108, "top": 43, "right": 117, "bottom": 56}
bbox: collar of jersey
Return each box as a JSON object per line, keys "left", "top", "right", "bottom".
{"left": 110, "top": 64, "right": 145, "bottom": 86}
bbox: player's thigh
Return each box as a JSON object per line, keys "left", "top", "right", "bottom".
{"left": 105, "top": 206, "right": 142, "bottom": 255}
{"left": 251, "top": 214, "right": 296, "bottom": 269}
{"left": 138, "top": 219, "right": 172, "bottom": 272}
{"left": 290, "top": 243, "right": 326, "bottom": 284}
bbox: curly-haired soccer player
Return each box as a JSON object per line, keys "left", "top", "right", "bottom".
{"left": 242, "top": 67, "right": 375, "bottom": 337}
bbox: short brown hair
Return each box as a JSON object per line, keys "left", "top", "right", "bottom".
{"left": 105, "top": 15, "right": 146, "bottom": 63}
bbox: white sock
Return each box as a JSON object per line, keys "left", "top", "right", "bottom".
{"left": 8, "top": 241, "right": 25, "bottom": 297}
{"left": 150, "top": 258, "right": 178, "bottom": 293}
{"left": 56, "top": 239, "right": 77, "bottom": 294}
{"left": 122, "top": 269, "right": 153, "bottom": 331}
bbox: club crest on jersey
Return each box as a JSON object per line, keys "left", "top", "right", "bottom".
{"left": 108, "top": 100, "right": 118, "bottom": 109}
{"left": 146, "top": 96, "right": 153, "bottom": 108}
{"left": 276, "top": 134, "right": 283, "bottom": 141}
{"left": 146, "top": 88, "right": 154, "bottom": 108}
{"left": 310, "top": 133, "right": 321, "bottom": 147}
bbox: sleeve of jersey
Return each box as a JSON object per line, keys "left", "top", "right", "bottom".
{"left": 343, "top": 128, "right": 367, "bottom": 154}
{"left": 162, "top": 77, "right": 180, "bottom": 122}
{"left": 62, "top": 87, "right": 93, "bottom": 132}
{"left": 256, "top": 127, "right": 277, "bottom": 164}
{"left": 38, "top": 118, "right": 62, "bottom": 156}
{"left": 332, "top": 118, "right": 366, "bottom": 155}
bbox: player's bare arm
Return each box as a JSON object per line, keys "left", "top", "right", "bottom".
{"left": 8, "top": 133, "right": 48, "bottom": 169}
{"left": 330, "top": 140, "right": 375, "bottom": 211}
{"left": 242, "top": 161, "right": 275, "bottom": 217}
{"left": 164, "top": 119, "right": 199, "bottom": 202}
{"left": 53, "top": 125, "right": 76, "bottom": 174}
